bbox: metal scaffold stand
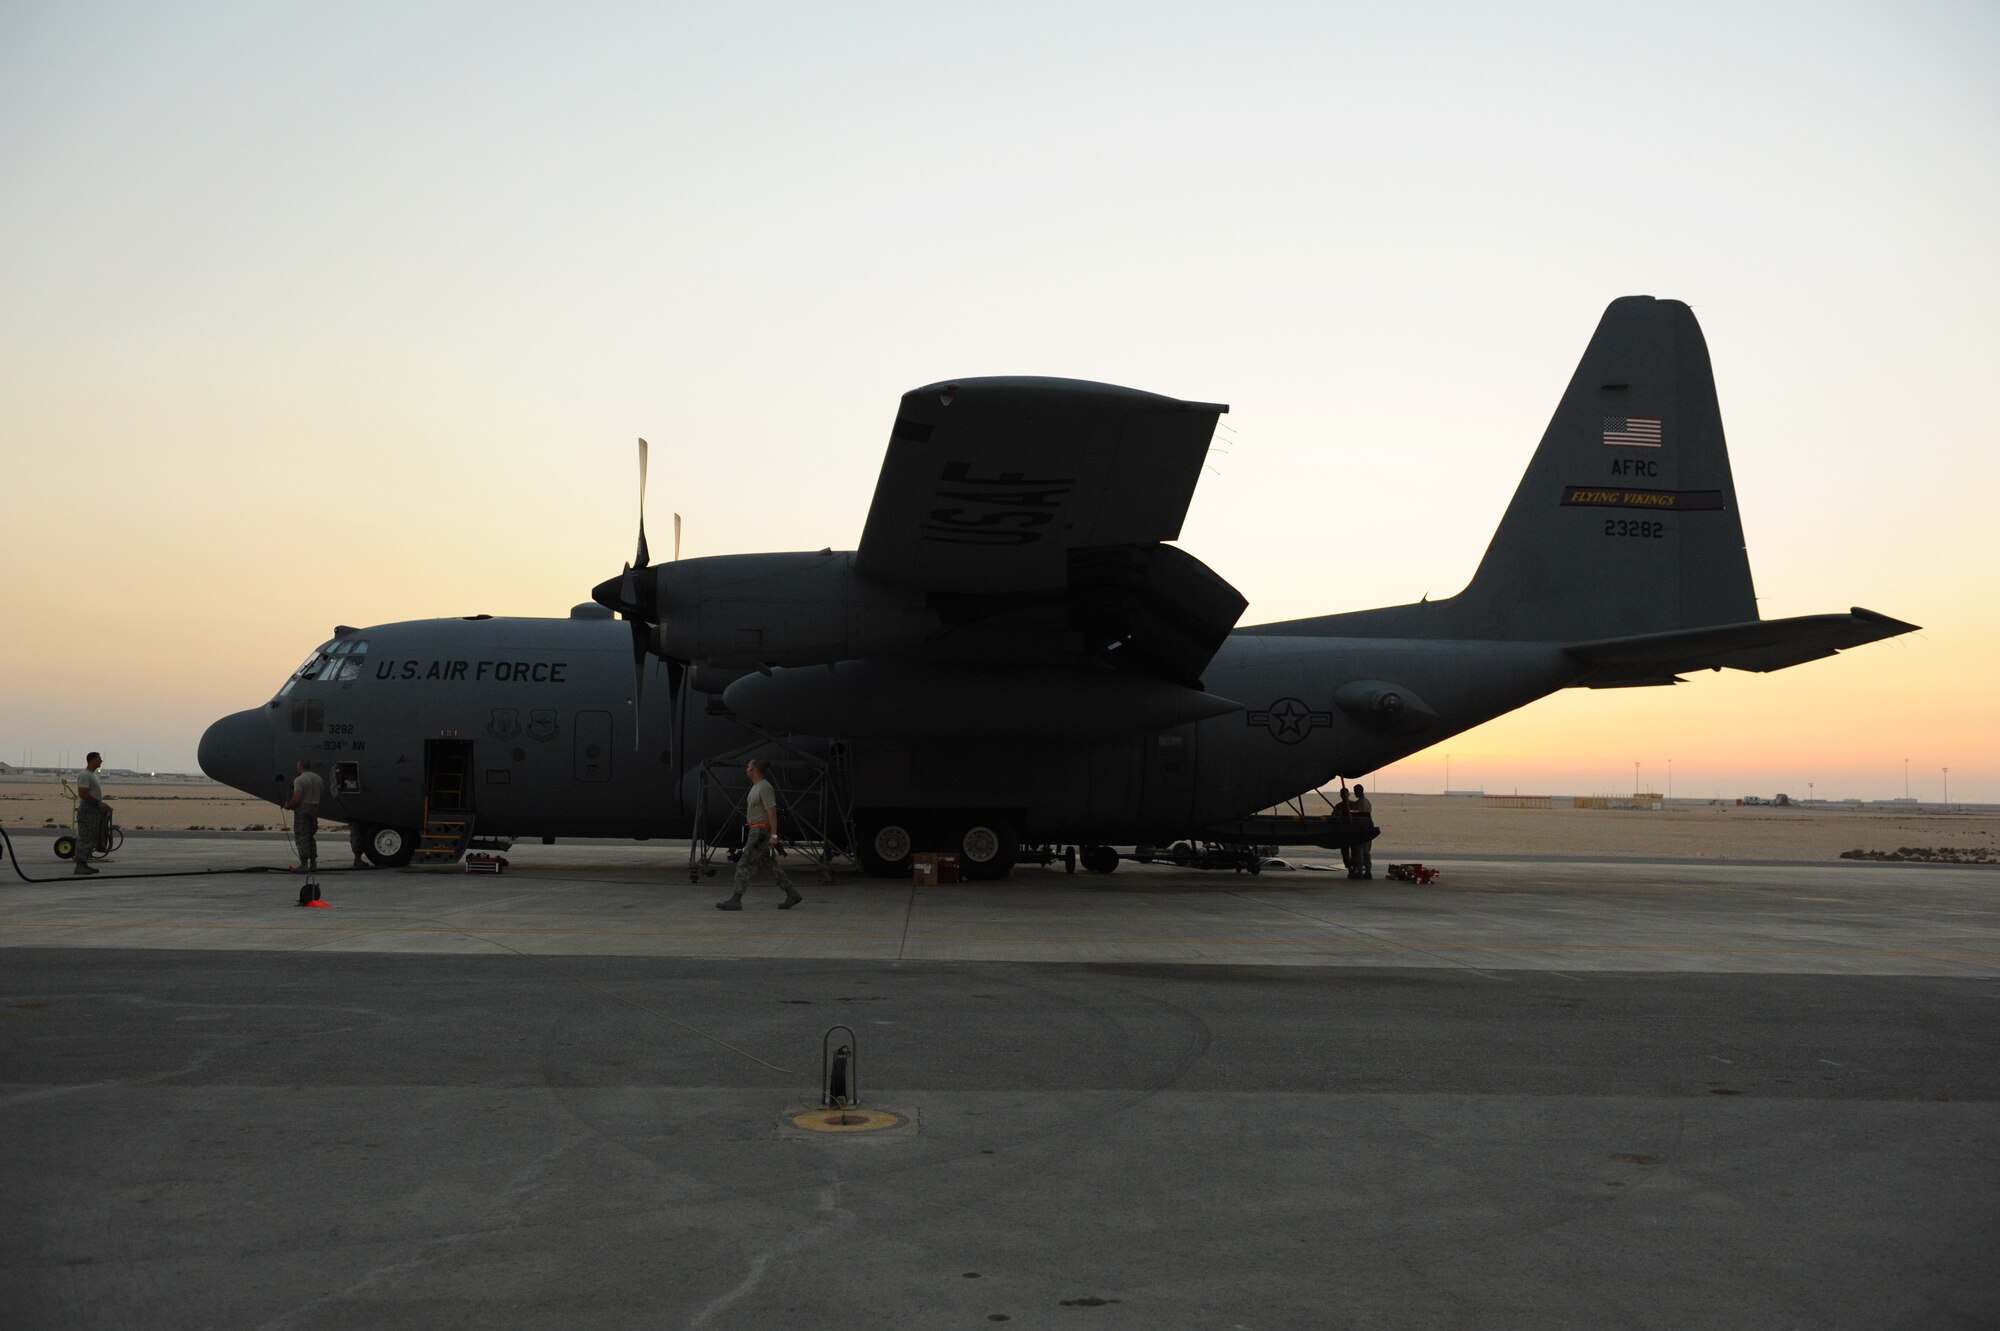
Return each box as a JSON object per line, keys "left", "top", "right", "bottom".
{"left": 686, "top": 732, "right": 856, "bottom": 886}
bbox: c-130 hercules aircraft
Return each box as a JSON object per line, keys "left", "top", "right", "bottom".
{"left": 200, "top": 297, "right": 1915, "bottom": 878}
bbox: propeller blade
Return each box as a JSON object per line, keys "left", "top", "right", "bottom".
{"left": 673, "top": 512, "right": 682, "bottom": 562}
{"left": 667, "top": 657, "right": 687, "bottom": 815}
{"left": 629, "top": 616, "right": 649, "bottom": 749}
{"left": 635, "top": 438, "right": 652, "bottom": 570}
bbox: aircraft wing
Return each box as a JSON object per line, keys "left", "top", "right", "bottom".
{"left": 1564, "top": 607, "right": 1919, "bottom": 686}
{"left": 855, "top": 377, "right": 1227, "bottom": 594}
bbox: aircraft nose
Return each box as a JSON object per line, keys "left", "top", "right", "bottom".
{"left": 198, "top": 707, "right": 280, "bottom": 800}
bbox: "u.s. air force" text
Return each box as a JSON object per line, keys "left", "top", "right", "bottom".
{"left": 373, "top": 659, "right": 570, "bottom": 682}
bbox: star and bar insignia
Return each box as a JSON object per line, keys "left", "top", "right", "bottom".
{"left": 1247, "top": 697, "right": 1333, "bottom": 744}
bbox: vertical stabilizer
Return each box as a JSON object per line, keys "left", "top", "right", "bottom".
{"left": 1450, "top": 296, "right": 1757, "bottom": 641}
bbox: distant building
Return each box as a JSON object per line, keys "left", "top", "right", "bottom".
{"left": 1482, "top": 795, "right": 1552, "bottom": 808}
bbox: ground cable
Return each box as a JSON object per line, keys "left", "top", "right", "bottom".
{"left": 0, "top": 824, "right": 302, "bottom": 884}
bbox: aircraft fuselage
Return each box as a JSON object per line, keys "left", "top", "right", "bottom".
{"left": 198, "top": 609, "right": 1583, "bottom": 856}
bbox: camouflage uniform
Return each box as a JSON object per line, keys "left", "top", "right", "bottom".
{"left": 290, "top": 767, "right": 324, "bottom": 869}
{"left": 721, "top": 772, "right": 798, "bottom": 908}
{"left": 73, "top": 805, "right": 103, "bottom": 870}
{"left": 293, "top": 807, "right": 318, "bottom": 866}
{"left": 73, "top": 766, "right": 106, "bottom": 874}
{"left": 732, "top": 825, "right": 793, "bottom": 896}
{"left": 1347, "top": 788, "right": 1374, "bottom": 878}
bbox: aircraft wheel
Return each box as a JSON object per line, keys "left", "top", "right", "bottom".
{"left": 53, "top": 834, "right": 77, "bottom": 861}
{"left": 857, "top": 815, "right": 917, "bottom": 878}
{"left": 1063, "top": 846, "right": 1077, "bottom": 875}
{"left": 951, "top": 815, "right": 1018, "bottom": 881}
{"left": 363, "top": 824, "right": 417, "bottom": 869}
{"left": 1169, "top": 840, "right": 1194, "bottom": 867}
{"left": 1079, "top": 844, "right": 1119, "bottom": 874}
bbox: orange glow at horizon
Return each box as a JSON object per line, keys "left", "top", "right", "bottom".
{"left": 2, "top": 6, "right": 1996, "bottom": 800}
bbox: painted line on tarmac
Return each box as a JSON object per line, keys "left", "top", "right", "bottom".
{"left": 2, "top": 916, "right": 1997, "bottom": 966}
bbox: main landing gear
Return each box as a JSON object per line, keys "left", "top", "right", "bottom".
{"left": 851, "top": 812, "right": 1134, "bottom": 882}
{"left": 856, "top": 815, "right": 917, "bottom": 878}
{"left": 855, "top": 810, "right": 1025, "bottom": 881}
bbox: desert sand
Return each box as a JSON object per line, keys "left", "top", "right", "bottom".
{"left": 1358, "top": 794, "right": 1997, "bottom": 863}
{"left": 1, "top": 775, "right": 299, "bottom": 834}
{"left": 4, "top": 775, "right": 1995, "bottom": 863}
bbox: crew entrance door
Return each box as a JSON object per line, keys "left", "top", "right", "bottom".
{"left": 414, "top": 738, "right": 476, "bottom": 864}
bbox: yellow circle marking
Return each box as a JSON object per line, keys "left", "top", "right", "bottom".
{"left": 790, "top": 1108, "right": 903, "bottom": 1133}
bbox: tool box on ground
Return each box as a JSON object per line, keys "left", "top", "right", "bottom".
{"left": 912, "top": 852, "right": 959, "bottom": 886}
{"left": 1386, "top": 863, "right": 1440, "bottom": 885}
{"left": 465, "top": 853, "right": 510, "bottom": 875}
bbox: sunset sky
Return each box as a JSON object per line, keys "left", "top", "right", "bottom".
{"left": 3, "top": 2, "right": 1995, "bottom": 802}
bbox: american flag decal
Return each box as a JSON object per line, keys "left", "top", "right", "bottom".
{"left": 1603, "top": 416, "right": 1663, "bottom": 448}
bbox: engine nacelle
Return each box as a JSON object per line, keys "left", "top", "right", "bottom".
{"left": 648, "top": 550, "right": 938, "bottom": 669}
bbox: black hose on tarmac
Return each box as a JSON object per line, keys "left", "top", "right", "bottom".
{"left": 0, "top": 824, "right": 310, "bottom": 884}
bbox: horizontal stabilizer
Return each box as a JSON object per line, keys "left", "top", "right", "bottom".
{"left": 1564, "top": 607, "right": 1918, "bottom": 685}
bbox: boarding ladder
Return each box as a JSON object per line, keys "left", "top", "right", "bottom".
{"left": 413, "top": 751, "right": 474, "bottom": 865}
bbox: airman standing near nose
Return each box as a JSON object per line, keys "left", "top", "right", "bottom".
{"left": 335, "top": 766, "right": 372, "bottom": 869}
{"left": 283, "top": 759, "right": 323, "bottom": 872}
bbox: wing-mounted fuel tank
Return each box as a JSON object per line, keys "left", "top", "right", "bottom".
{"left": 646, "top": 550, "right": 940, "bottom": 670}
{"left": 723, "top": 661, "right": 1243, "bottom": 740}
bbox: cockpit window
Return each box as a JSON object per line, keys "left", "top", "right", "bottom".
{"left": 278, "top": 643, "right": 332, "bottom": 697}
{"left": 332, "top": 640, "right": 370, "bottom": 682}
{"left": 294, "top": 643, "right": 335, "bottom": 680}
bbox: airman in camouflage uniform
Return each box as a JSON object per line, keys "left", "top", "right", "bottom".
{"left": 283, "top": 759, "right": 324, "bottom": 872}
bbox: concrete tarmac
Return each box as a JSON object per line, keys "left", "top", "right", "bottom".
{"left": 2, "top": 833, "right": 1996, "bottom": 1329}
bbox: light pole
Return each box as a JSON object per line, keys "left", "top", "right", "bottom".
{"left": 1943, "top": 767, "right": 1949, "bottom": 807}
{"left": 1634, "top": 761, "right": 1640, "bottom": 797}
{"left": 1809, "top": 781, "right": 1814, "bottom": 804}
